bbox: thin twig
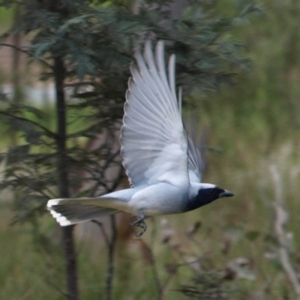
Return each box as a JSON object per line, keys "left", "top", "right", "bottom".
{"left": 0, "top": 42, "right": 53, "bottom": 69}
{"left": 91, "top": 220, "right": 110, "bottom": 247}
{"left": 92, "top": 216, "right": 117, "bottom": 300}
{"left": 44, "top": 277, "right": 69, "bottom": 298}
{"left": 0, "top": 110, "right": 57, "bottom": 139}
{"left": 106, "top": 215, "right": 117, "bottom": 300}
{"left": 9, "top": 173, "right": 52, "bottom": 199}
{"left": 148, "top": 219, "right": 164, "bottom": 300}
{"left": 270, "top": 165, "right": 300, "bottom": 299}
{"left": 90, "top": 152, "right": 123, "bottom": 197}
{"left": 162, "top": 256, "right": 206, "bottom": 292}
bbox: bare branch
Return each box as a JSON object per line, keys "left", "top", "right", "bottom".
{"left": 91, "top": 220, "right": 110, "bottom": 247}
{"left": 0, "top": 42, "right": 53, "bottom": 69}
{"left": 0, "top": 110, "right": 57, "bottom": 139}
{"left": 148, "top": 220, "right": 164, "bottom": 300}
{"left": 44, "top": 277, "right": 69, "bottom": 298}
{"left": 8, "top": 173, "right": 52, "bottom": 199}
{"left": 92, "top": 216, "right": 118, "bottom": 300}
{"left": 270, "top": 165, "right": 300, "bottom": 299}
{"left": 105, "top": 215, "right": 117, "bottom": 300}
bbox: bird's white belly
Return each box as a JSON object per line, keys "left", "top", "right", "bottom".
{"left": 128, "top": 182, "right": 189, "bottom": 216}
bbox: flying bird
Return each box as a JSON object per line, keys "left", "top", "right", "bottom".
{"left": 47, "top": 40, "right": 233, "bottom": 236}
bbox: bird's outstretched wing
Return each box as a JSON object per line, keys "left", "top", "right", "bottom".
{"left": 187, "top": 136, "right": 205, "bottom": 183}
{"left": 121, "top": 40, "right": 188, "bottom": 187}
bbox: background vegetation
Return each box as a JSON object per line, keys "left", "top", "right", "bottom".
{"left": 0, "top": 0, "right": 300, "bottom": 299}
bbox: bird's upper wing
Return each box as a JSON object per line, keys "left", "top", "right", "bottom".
{"left": 187, "top": 136, "right": 205, "bottom": 183}
{"left": 120, "top": 40, "right": 188, "bottom": 187}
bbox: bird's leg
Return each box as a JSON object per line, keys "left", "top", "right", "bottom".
{"left": 131, "top": 211, "right": 147, "bottom": 237}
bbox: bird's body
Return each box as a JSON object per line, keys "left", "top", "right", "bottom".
{"left": 47, "top": 40, "right": 233, "bottom": 235}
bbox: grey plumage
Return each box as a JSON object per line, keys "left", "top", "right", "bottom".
{"left": 47, "top": 40, "right": 233, "bottom": 236}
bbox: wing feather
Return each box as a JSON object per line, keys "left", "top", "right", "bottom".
{"left": 187, "top": 136, "right": 205, "bottom": 183}
{"left": 121, "top": 40, "right": 188, "bottom": 187}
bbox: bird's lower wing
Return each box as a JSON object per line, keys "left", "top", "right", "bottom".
{"left": 47, "top": 197, "right": 127, "bottom": 226}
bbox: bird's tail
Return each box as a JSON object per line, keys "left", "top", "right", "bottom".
{"left": 47, "top": 197, "right": 127, "bottom": 226}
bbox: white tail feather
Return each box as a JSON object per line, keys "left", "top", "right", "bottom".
{"left": 47, "top": 197, "right": 127, "bottom": 226}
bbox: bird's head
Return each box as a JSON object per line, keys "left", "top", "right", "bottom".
{"left": 186, "top": 183, "right": 234, "bottom": 211}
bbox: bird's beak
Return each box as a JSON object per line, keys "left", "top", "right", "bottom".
{"left": 219, "top": 190, "right": 234, "bottom": 198}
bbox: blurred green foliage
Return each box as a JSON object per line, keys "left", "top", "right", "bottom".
{"left": 0, "top": 5, "right": 13, "bottom": 28}
{"left": 211, "top": 0, "right": 300, "bottom": 141}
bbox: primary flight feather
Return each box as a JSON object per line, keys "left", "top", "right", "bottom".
{"left": 47, "top": 40, "right": 233, "bottom": 236}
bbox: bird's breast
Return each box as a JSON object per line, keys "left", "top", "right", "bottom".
{"left": 128, "top": 181, "right": 189, "bottom": 216}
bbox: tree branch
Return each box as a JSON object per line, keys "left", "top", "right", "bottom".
{"left": 270, "top": 165, "right": 300, "bottom": 299}
{"left": 0, "top": 42, "right": 53, "bottom": 69}
{"left": 91, "top": 220, "right": 110, "bottom": 247}
{"left": 148, "top": 220, "right": 163, "bottom": 300}
{"left": 0, "top": 110, "right": 57, "bottom": 139}
{"left": 92, "top": 215, "right": 117, "bottom": 300}
{"left": 105, "top": 215, "right": 117, "bottom": 300}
